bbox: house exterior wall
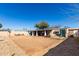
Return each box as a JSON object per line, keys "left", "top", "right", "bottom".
{"left": 50, "top": 29, "right": 59, "bottom": 37}
{"left": 67, "top": 29, "right": 73, "bottom": 37}
{"left": 73, "top": 30, "right": 79, "bottom": 37}
{"left": 59, "top": 28, "right": 79, "bottom": 38}
{"left": 66, "top": 28, "right": 79, "bottom": 37}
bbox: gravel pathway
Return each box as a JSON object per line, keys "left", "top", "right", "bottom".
{"left": 44, "top": 37, "right": 79, "bottom": 56}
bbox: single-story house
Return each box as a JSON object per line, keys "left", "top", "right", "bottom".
{"left": 29, "top": 28, "right": 60, "bottom": 37}
{"left": 0, "top": 28, "right": 79, "bottom": 38}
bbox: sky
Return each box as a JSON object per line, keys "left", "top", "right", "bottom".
{"left": 0, "top": 3, "right": 79, "bottom": 30}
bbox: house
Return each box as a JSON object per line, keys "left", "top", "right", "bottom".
{"left": 67, "top": 28, "right": 79, "bottom": 37}
{"left": 29, "top": 28, "right": 79, "bottom": 38}
{"left": 0, "top": 28, "right": 79, "bottom": 38}
{"left": 60, "top": 28, "right": 79, "bottom": 38}
{"left": 29, "top": 28, "right": 60, "bottom": 37}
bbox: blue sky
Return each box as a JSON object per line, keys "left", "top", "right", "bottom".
{"left": 0, "top": 3, "right": 79, "bottom": 30}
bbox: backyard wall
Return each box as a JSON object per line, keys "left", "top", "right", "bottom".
{"left": 10, "top": 30, "right": 30, "bottom": 36}
{"left": 0, "top": 31, "right": 9, "bottom": 37}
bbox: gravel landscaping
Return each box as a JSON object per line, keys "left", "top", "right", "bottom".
{"left": 44, "top": 37, "right": 79, "bottom": 56}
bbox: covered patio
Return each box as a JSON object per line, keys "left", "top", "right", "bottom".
{"left": 31, "top": 30, "right": 51, "bottom": 36}
{"left": 29, "top": 28, "right": 59, "bottom": 37}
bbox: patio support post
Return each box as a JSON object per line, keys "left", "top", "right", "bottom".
{"left": 66, "top": 29, "right": 69, "bottom": 38}
{"left": 32, "top": 31, "right": 34, "bottom": 36}
{"left": 36, "top": 31, "right": 38, "bottom": 36}
{"left": 44, "top": 30, "right": 47, "bottom": 36}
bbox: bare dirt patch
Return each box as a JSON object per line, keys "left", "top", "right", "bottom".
{"left": 11, "top": 36, "right": 64, "bottom": 56}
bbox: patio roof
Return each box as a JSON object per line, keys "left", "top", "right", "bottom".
{"left": 29, "top": 27, "right": 60, "bottom": 31}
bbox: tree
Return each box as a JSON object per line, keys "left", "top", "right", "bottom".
{"left": 35, "top": 24, "right": 39, "bottom": 29}
{"left": 35, "top": 21, "right": 49, "bottom": 29}
{"left": 0, "top": 23, "right": 2, "bottom": 28}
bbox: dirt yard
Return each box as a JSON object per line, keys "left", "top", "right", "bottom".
{"left": 0, "top": 36, "right": 64, "bottom": 56}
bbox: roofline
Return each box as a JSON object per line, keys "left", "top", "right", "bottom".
{"left": 67, "top": 28, "right": 79, "bottom": 30}
{"left": 29, "top": 28, "right": 59, "bottom": 31}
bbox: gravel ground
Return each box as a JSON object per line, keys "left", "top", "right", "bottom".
{"left": 44, "top": 37, "right": 79, "bottom": 56}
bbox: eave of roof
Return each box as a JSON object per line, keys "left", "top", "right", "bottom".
{"left": 29, "top": 28, "right": 59, "bottom": 31}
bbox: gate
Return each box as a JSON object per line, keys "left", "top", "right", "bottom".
{"left": 60, "top": 29, "right": 66, "bottom": 37}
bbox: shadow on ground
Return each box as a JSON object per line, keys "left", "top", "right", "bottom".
{"left": 44, "top": 37, "right": 79, "bottom": 56}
